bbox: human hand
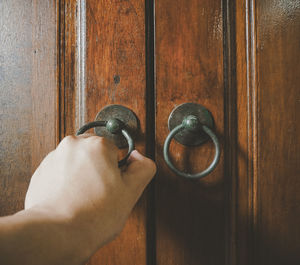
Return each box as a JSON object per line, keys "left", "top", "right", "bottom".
{"left": 24, "top": 135, "right": 156, "bottom": 257}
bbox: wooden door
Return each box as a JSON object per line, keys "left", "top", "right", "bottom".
{"left": 1, "top": 1, "right": 299, "bottom": 265}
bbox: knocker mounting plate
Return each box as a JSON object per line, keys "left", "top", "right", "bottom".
{"left": 94, "top": 105, "right": 139, "bottom": 148}
{"left": 168, "top": 103, "right": 214, "bottom": 146}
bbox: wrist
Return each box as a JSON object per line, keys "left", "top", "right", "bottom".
{"left": 15, "top": 207, "right": 94, "bottom": 265}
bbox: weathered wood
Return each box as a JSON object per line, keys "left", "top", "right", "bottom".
{"left": 59, "top": 0, "right": 149, "bottom": 264}
{"left": 1, "top": 1, "right": 300, "bottom": 264}
{"left": 255, "top": 1, "right": 300, "bottom": 264}
{"left": 227, "top": 1, "right": 300, "bottom": 265}
{"left": 155, "top": 0, "right": 225, "bottom": 264}
{"left": 0, "top": 0, "right": 57, "bottom": 215}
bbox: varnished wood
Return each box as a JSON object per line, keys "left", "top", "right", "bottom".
{"left": 155, "top": 0, "right": 225, "bottom": 264}
{"left": 85, "top": 1, "right": 148, "bottom": 263}
{"left": 0, "top": 0, "right": 57, "bottom": 215}
{"left": 59, "top": 0, "right": 150, "bottom": 264}
{"left": 231, "top": 1, "right": 259, "bottom": 264}
{"left": 58, "top": 0, "right": 78, "bottom": 138}
{"left": 229, "top": 1, "right": 300, "bottom": 265}
{"left": 1, "top": 0, "right": 300, "bottom": 264}
{"left": 255, "top": 1, "right": 300, "bottom": 264}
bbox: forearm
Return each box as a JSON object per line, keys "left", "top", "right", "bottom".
{"left": 0, "top": 137, "right": 156, "bottom": 264}
{"left": 0, "top": 208, "right": 91, "bottom": 265}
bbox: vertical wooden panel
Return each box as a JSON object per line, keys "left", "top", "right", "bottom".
{"left": 155, "top": 0, "right": 225, "bottom": 264}
{"left": 58, "top": 0, "right": 78, "bottom": 138}
{"left": 223, "top": 0, "right": 239, "bottom": 264}
{"left": 232, "top": 0, "right": 300, "bottom": 264}
{"left": 60, "top": 1, "right": 149, "bottom": 264}
{"left": 255, "top": 1, "right": 300, "bottom": 264}
{"left": 86, "top": 1, "right": 148, "bottom": 263}
{"left": 0, "top": 0, "right": 57, "bottom": 215}
{"left": 232, "top": 0, "right": 258, "bottom": 264}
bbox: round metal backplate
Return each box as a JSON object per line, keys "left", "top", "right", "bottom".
{"left": 168, "top": 103, "right": 214, "bottom": 146}
{"left": 94, "top": 105, "right": 139, "bottom": 148}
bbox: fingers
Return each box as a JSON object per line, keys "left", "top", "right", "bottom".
{"left": 122, "top": 150, "right": 156, "bottom": 198}
{"left": 76, "top": 133, "right": 96, "bottom": 138}
{"left": 85, "top": 136, "right": 118, "bottom": 164}
{"left": 57, "top": 135, "right": 119, "bottom": 165}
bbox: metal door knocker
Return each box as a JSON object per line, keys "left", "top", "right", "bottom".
{"left": 163, "top": 103, "right": 220, "bottom": 179}
{"left": 76, "top": 105, "right": 139, "bottom": 167}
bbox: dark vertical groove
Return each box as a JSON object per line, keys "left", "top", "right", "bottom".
{"left": 223, "top": 0, "right": 238, "bottom": 265}
{"left": 57, "top": 0, "right": 64, "bottom": 142}
{"left": 57, "top": 0, "right": 61, "bottom": 143}
{"left": 145, "top": 0, "right": 156, "bottom": 264}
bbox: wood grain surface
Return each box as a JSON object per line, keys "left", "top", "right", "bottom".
{"left": 232, "top": 1, "right": 300, "bottom": 264}
{"left": 0, "top": 1, "right": 299, "bottom": 265}
{"left": 75, "top": 1, "right": 149, "bottom": 264}
{"left": 0, "top": 0, "right": 57, "bottom": 215}
{"left": 255, "top": 1, "right": 300, "bottom": 264}
{"left": 155, "top": 0, "right": 225, "bottom": 264}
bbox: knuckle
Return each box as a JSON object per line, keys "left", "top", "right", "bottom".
{"left": 83, "top": 136, "right": 109, "bottom": 154}
{"left": 83, "top": 136, "right": 103, "bottom": 148}
{"left": 65, "top": 135, "right": 76, "bottom": 141}
{"left": 87, "top": 136, "right": 117, "bottom": 152}
{"left": 59, "top": 135, "right": 76, "bottom": 146}
{"left": 87, "top": 136, "right": 106, "bottom": 145}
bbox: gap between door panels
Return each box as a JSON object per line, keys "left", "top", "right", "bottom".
{"left": 145, "top": 0, "right": 156, "bottom": 265}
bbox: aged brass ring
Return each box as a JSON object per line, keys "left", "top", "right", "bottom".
{"left": 163, "top": 115, "right": 220, "bottom": 179}
{"left": 76, "top": 118, "right": 134, "bottom": 167}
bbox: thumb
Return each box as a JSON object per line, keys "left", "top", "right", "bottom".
{"left": 122, "top": 150, "right": 156, "bottom": 196}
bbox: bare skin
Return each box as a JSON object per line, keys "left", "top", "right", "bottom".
{"left": 0, "top": 135, "right": 156, "bottom": 265}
